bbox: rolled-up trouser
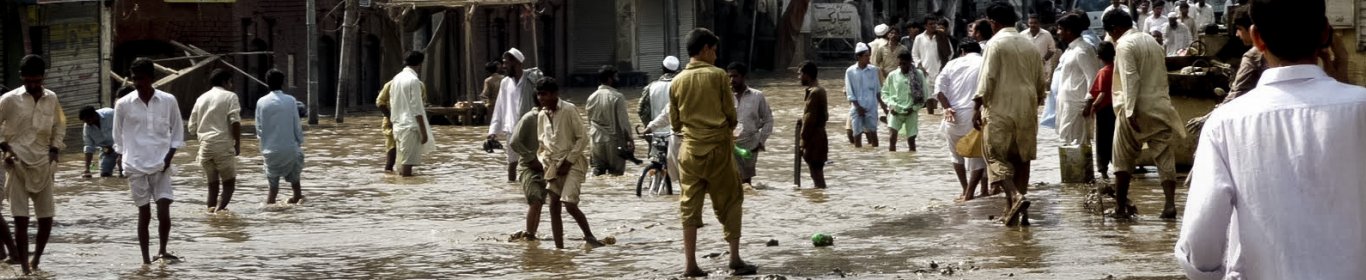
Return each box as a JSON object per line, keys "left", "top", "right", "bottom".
{"left": 520, "top": 168, "right": 547, "bottom": 205}
{"left": 198, "top": 149, "right": 237, "bottom": 183}
{"left": 1112, "top": 116, "right": 1178, "bottom": 182}
{"left": 100, "top": 151, "right": 121, "bottom": 176}
{"left": 5, "top": 162, "right": 56, "bottom": 218}
{"left": 264, "top": 151, "right": 304, "bottom": 190}
{"left": 678, "top": 142, "right": 743, "bottom": 242}
{"left": 945, "top": 128, "right": 986, "bottom": 171}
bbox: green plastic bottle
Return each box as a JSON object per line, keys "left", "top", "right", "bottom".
{"left": 733, "top": 146, "right": 754, "bottom": 160}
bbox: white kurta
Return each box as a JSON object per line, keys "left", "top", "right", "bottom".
{"left": 911, "top": 33, "right": 946, "bottom": 87}
{"left": 1163, "top": 22, "right": 1193, "bottom": 56}
{"left": 1175, "top": 65, "right": 1366, "bottom": 280}
{"left": 1054, "top": 39, "right": 1103, "bottom": 144}
{"left": 389, "top": 67, "right": 436, "bottom": 165}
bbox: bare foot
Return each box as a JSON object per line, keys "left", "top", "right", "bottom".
{"left": 287, "top": 196, "right": 305, "bottom": 204}
{"left": 585, "top": 238, "right": 606, "bottom": 248}
{"left": 1160, "top": 203, "right": 1177, "bottom": 220}
{"left": 683, "top": 266, "right": 708, "bottom": 278}
{"left": 729, "top": 261, "right": 758, "bottom": 276}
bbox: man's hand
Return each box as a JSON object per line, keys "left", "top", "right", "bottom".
{"left": 0, "top": 142, "right": 10, "bottom": 154}
{"left": 972, "top": 110, "right": 984, "bottom": 131}
{"left": 1083, "top": 103, "right": 1095, "bottom": 118}
{"left": 530, "top": 161, "right": 546, "bottom": 174}
{"left": 103, "top": 146, "right": 115, "bottom": 155}
{"left": 556, "top": 160, "right": 573, "bottom": 177}
{"left": 944, "top": 108, "right": 958, "bottom": 123}
{"left": 234, "top": 143, "right": 242, "bottom": 156}
{"left": 856, "top": 106, "right": 868, "bottom": 117}
{"left": 1128, "top": 115, "right": 1141, "bottom": 132}
{"left": 162, "top": 149, "right": 176, "bottom": 172}
{"left": 49, "top": 147, "right": 59, "bottom": 163}
{"left": 422, "top": 132, "right": 430, "bottom": 144}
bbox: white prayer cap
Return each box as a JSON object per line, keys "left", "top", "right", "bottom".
{"left": 874, "top": 24, "right": 889, "bottom": 36}
{"left": 505, "top": 48, "right": 525, "bottom": 63}
{"left": 1168, "top": 12, "right": 1180, "bottom": 18}
{"left": 855, "top": 42, "right": 870, "bottom": 54}
{"left": 663, "top": 56, "right": 680, "bottom": 72}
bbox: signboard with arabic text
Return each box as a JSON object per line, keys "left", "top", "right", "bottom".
{"left": 809, "top": 3, "right": 862, "bottom": 39}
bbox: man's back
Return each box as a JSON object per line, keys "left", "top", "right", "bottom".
{"left": 256, "top": 92, "right": 303, "bottom": 155}
{"left": 977, "top": 28, "right": 1044, "bottom": 122}
{"left": 1178, "top": 65, "right": 1366, "bottom": 279}
{"left": 188, "top": 87, "right": 240, "bottom": 150}
{"left": 1114, "top": 30, "right": 1185, "bottom": 136}
{"left": 586, "top": 86, "right": 626, "bottom": 144}
{"left": 669, "top": 61, "right": 735, "bottom": 153}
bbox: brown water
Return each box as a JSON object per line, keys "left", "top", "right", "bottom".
{"left": 21, "top": 75, "right": 1186, "bottom": 279}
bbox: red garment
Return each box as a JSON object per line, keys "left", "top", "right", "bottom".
{"left": 1090, "top": 64, "right": 1114, "bottom": 108}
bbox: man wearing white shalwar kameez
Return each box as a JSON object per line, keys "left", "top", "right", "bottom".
{"left": 1054, "top": 14, "right": 1104, "bottom": 144}
{"left": 388, "top": 52, "right": 435, "bottom": 177}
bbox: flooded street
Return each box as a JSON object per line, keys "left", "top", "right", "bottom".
{"left": 29, "top": 74, "right": 1185, "bottom": 279}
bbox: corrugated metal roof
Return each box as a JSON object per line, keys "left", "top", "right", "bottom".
{"left": 382, "top": 0, "right": 536, "bottom": 8}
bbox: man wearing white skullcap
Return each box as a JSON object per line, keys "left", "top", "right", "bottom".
{"left": 844, "top": 42, "right": 881, "bottom": 148}
{"left": 639, "top": 56, "right": 683, "bottom": 182}
{"left": 489, "top": 47, "right": 545, "bottom": 182}
{"left": 869, "top": 24, "right": 890, "bottom": 67}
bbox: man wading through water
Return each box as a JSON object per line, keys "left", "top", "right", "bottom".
{"left": 671, "top": 28, "right": 757, "bottom": 277}
{"left": 973, "top": 1, "right": 1047, "bottom": 227}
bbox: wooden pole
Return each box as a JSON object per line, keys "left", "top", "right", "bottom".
{"left": 307, "top": 0, "right": 321, "bottom": 124}
{"left": 335, "top": 0, "right": 359, "bottom": 123}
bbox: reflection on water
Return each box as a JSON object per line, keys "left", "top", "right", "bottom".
{"left": 20, "top": 74, "right": 1186, "bottom": 278}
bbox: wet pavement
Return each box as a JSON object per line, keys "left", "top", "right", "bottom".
{"left": 19, "top": 74, "right": 1185, "bottom": 279}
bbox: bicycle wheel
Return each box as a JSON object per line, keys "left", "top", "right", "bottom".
{"left": 651, "top": 171, "right": 666, "bottom": 195}
{"left": 635, "top": 167, "right": 652, "bottom": 197}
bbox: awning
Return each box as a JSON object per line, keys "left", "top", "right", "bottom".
{"left": 381, "top": 0, "right": 535, "bottom": 8}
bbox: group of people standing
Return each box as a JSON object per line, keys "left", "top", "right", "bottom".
{"left": 0, "top": 54, "right": 306, "bottom": 274}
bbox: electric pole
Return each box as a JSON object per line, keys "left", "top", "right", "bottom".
{"left": 307, "top": 0, "right": 320, "bottom": 124}
{"left": 335, "top": 0, "right": 358, "bottom": 123}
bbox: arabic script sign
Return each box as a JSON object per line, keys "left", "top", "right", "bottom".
{"left": 810, "top": 3, "right": 862, "bottom": 39}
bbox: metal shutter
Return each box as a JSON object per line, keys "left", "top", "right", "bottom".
{"left": 43, "top": 2, "right": 102, "bottom": 129}
{"left": 637, "top": 0, "right": 667, "bottom": 78}
{"left": 570, "top": 0, "right": 616, "bottom": 73}
{"left": 677, "top": 0, "right": 696, "bottom": 62}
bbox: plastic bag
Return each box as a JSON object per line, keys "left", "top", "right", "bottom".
{"left": 956, "top": 129, "right": 984, "bottom": 158}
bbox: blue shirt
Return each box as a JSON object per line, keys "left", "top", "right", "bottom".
{"left": 83, "top": 108, "right": 115, "bottom": 154}
{"left": 844, "top": 64, "right": 881, "bottom": 112}
{"left": 255, "top": 90, "right": 304, "bottom": 156}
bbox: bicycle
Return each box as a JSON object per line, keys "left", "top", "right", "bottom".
{"left": 634, "top": 126, "right": 673, "bottom": 196}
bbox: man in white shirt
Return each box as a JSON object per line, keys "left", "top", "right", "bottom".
{"left": 1053, "top": 13, "right": 1104, "bottom": 144}
{"left": 1141, "top": 1, "right": 1169, "bottom": 36}
{"left": 187, "top": 69, "right": 241, "bottom": 213}
{"left": 912, "top": 16, "right": 951, "bottom": 94}
{"left": 1026, "top": 14, "right": 1059, "bottom": 84}
{"left": 638, "top": 56, "right": 679, "bottom": 135}
{"left": 1191, "top": 0, "right": 1214, "bottom": 33}
{"left": 1103, "top": 0, "right": 1131, "bottom": 17}
{"left": 115, "top": 57, "right": 185, "bottom": 264}
{"left": 1176, "top": 3, "right": 1197, "bottom": 38}
{"left": 1163, "top": 15, "right": 1194, "bottom": 56}
{"left": 1175, "top": 0, "right": 1366, "bottom": 278}
{"left": 1103, "top": 10, "right": 1186, "bottom": 219}
{"left": 487, "top": 48, "right": 543, "bottom": 182}
{"left": 935, "top": 42, "right": 987, "bottom": 201}
{"left": 0, "top": 55, "right": 64, "bottom": 274}
{"left": 868, "top": 24, "right": 889, "bottom": 68}
{"left": 386, "top": 51, "right": 435, "bottom": 177}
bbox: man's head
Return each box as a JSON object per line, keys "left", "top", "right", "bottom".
{"left": 534, "top": 77, "right": 560, "bottom": 109}
{"left": 404, "top": 51, "right": 425, "bottom": 68}
{"left": 1151, "top": 30, "right": 1165, "bottom": 45}
{"left": 1027, "top": 14, "right": 1041, "bottom": 32}
{"left": 685, "top": 28, "right": 721, "bottom": 65}
{"left": 875, "top": 24, "right": 890, "bottom": 39}
{"left": 727, "top": 62, "right": 749, "bottom": 93}
{"left": 503, "top": 48, "right": 526, "bottom": 77}
{"left": 798, "top": 60, "right": 818, "bottom": 86}
{"left": 986, "top": 1, "right": 1019, "bottom": 31}
{"left": 266, "top": 68, "right": 286, "bottom": 91}
{"left": 1250, "top": 0, "right": 1328, "bottom": 65}
{"left": 129, "top": 57, "right": 157, "bottom": 93}
{"left": 896, "top": 48, "right": 913, "bottom": 74}
{"left": 1111, "top": 0, "right": 1122, "bottom": 6}
{"left": 924, "top": 16, "right": 940, "bottom": 35}
{"left": 973, "top": 19, "right": 995, "bottom": 41}
{"left": 19, "top": 54, "right": 46, "bottom": 94}
{"left": 1196, "top": 0, "right": 1205, "bottom": 5}
{"left": 958, "top": 40, "right": 983, "bottom": 56}
{"left": 1098, "top": 41, "right": 1117, "bottom": 64}
{"left": 1138, "top": 1, "right": 1149, "bottom": 13}
{"left": 1153, "top": 0, "right": 1165, "bottom": 15}
{"left": 855, "top": 42, "right": 871, "bottom": 66}
{"left": 1233, "top": 5, "right": 1254, "bottom": 45}
{"left": 598, "top": 65, "right": 618, "bottom": 86}
{"left": 1057, "top": 13, "right": 1089, "bottom": 43}
{"left": 906, "top": 20, "right": 924, "bottom": 37}
{"left": 1179, "top": 3, "right": 1189, "bottom": 17}
{"left": 485, "top": 61, "right": 502, "bottom": 75}
{"left": 662, "top": 56, "right": 681, "bottom": 74}
{"left": 209, "top": 68, "right": 234, "bottom": 89}
{"left": 79, "top": 106, "right": 101, "bottom": 126}
{"left": 1168, "top": 14, "right": 1179, "bottom": 27}
{"left": 1102, "top": 9, "right": 1135, "bottom": 39}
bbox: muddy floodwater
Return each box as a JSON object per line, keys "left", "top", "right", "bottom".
{"left": 22, "top": 74, "right": 1187, "bottom": 279}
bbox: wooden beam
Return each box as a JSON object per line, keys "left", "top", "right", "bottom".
{"left": 152, "top": 52, "right": 275, "bottom": 63}
{"left": 153, "top": 55, "right": 220, "bottom": 88}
